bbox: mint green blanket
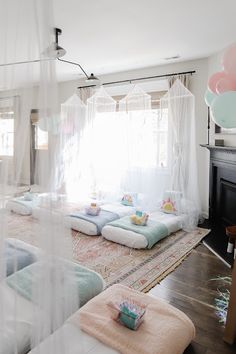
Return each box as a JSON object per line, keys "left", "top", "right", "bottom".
{"left": 108, "top": 216, "right": 169, "bottom": 249}
{"left": 6, "top": 260, "right": 104, "bottom": 307}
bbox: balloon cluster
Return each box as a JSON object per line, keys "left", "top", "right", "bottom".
{"left": 205, "top": 43, "right": 236, "bottom": 129}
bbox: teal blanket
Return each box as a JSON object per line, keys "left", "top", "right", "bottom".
{"left": 108, "top": 216, "right": 168, "bottom": 249}
{"left": 6, "top": 260, "right": 104, "bottom": 307}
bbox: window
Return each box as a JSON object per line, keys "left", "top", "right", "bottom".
{"left": 89, "top": 94, "right": 168, "bottom": 192}
{"left": 93, "top": 107, "right": 168, "bottom": 171}
{"left": 31, "top": 110, "right": 48, "bottom": 150}
{"left": 0, "top": 100, "right": 15, "bottom": 157}
{"left": 64, "top": 85, "right": 169, "bottom": 200}
{"left": 112, "top": 90, "right": 169, "bottom": 169}
{"left": 35, "top": 125, "right": 48, "bottom": 150}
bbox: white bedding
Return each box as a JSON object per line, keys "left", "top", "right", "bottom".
{"left": 28, "top": 284, "right": 194, "bottom": 354}
{"left": 102, "top": 211, "right": 186, "bottom": 249}
{"left": 0, "top": 284, "right": 38, "bottom": 354}
{"left": 0, "top": 284, "right": 116, "bottom": 354}
{"left": 0, "top": 264, "right": 105, "bottom": 354}
{"left": 29, "top": 323, "right": 118, "bottom": 354}
{"left": 6, "top": 199, "right": 35, "bottom": 216}
{"left": 65, "top": 203, "right": 135, "bottom": 235}
{"left": 6, "top": 194, "right": 44, "bottom": 216}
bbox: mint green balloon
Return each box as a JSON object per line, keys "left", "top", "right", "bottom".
{"left": 204, "top": 89, "right": 217, "bottom": 107}
{"left": 211, "top": 91, "right": 236, "bottom": 128}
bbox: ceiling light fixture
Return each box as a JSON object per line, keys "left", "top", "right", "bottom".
{"left": 55, "top": 28, "right": 99, "bottom": 83}
{"left": 86, "top": 73, "right": 99, "bottom": 82}
{"left": 0, "top": 27, "right": 99, "bottom": 83}
{"left": 43, "top": 28, "right": 66, "bottom": 59}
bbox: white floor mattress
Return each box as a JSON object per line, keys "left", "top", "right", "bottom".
{"left": 29, "top": 323, "right": 118, "bottom": 354}
{"left": 6, "top": 193, "right": 46, "bottom": 216}
{"left": 1, "top": 238, "right": 106, "bottom": 354}
{"left": 6, "top": 199, "right": 36, "bottom": 216}
{"left": 0, "top": 284, "right": 38, "bottom": 354}
{"left": 0, "top": 284, "right": 116, "bottom": 354}
{"left": 102, "top": 211, "right": 186, "bottom": 249}
{"left": 65, "top": 203, "right": 135, "bottom": 235}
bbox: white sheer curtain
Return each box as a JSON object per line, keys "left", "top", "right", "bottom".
{"left": 71, "top": 84, "right": 170, "bottom": 209}
{"left": 0, "top": 1, "right": 82, "bottom": 353}
{"left": 58, "top": 80, "right": 200, "bottom": 229}
{"left": 58, "top": 94, "right": 86, "bottom": 201}
{"left": 86, "top": 86, "right": 117, "bottom": 200}
{"left": 58, "top": 87, "right": 119, "bottom": 203}
{"left": 119, "top": 85, "right": 169, "bottom": 210}
{"left": 161, "top": 79, "right": 201, "bottom": 229}
{"left": 78, "top": 86, "right": 95, "bottom": 104}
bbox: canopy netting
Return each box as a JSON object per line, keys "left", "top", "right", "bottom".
{"left": 0, "top": 1, "right": 82, "bottom": 353}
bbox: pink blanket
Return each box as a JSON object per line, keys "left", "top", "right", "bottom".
{"left": 68, "top": 284, "right": 195, "bottom": 354}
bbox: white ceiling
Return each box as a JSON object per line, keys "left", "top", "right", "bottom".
{"left": 53, "top": 0, "right": 236, "bottom": 82}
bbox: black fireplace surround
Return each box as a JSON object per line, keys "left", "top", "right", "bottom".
{"left": 201, "top": 144, "right": 236, "bottom": 267}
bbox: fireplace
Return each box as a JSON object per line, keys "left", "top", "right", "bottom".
{"left": 201, "top": 144, "right": 236, "bottom": 267}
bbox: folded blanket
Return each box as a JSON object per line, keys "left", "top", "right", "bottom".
{"left": 108, "top": 216, "right": 168, "bottom": 248}
{"left": 6, "top": 260, "right": 104, "bottom": 307}
{"left": 68, "top": 284, "right": 195, "bottom": 354}
{"left": 4, "top": 240, "right": 36, "bottom": 276}
{"left": 69, "top": 210, "right": 119, "bottom": 234}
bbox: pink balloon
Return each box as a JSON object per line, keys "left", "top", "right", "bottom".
{"left": 222, "top": 43, "right": 236, "bottom": 75}
{"left": 216, "top": 77, "right": 236, "bottom": 94}
{"left": 208, "top": 71, "right": 227, "bottom": 93}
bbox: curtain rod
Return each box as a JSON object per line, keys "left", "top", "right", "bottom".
{"left": 77, "top": 70, "right": 196, "bottom": 89}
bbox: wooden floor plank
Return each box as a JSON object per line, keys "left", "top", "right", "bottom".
{"left": 149, "top": 242, "right": 236, "bottom": 354}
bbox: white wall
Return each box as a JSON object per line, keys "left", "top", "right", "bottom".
{"left": 58, "top": 58, "right": 210, "bottom": 216}
{"left": 208, "top": 50, "right": 236, "bottom": 147}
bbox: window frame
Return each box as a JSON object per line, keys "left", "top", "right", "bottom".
{"left": 0, "top": 101, "right": 16, "bottom": 158}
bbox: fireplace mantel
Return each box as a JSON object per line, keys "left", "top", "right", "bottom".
{"left": 201, "top": 144, "right": 236, "bottom": 163}
{"left": 201, "top": 144, "right": 236, "bottom": 266}
{"left": 200, "top": 144, "right": 236, "bottom": 152}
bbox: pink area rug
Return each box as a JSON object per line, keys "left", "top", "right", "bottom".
{"left": 7, "top": 213, "right": 209, "bottom": 292}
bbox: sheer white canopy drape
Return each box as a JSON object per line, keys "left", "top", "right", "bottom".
{"left": 0, "top": 1, "right": 82, "bottom": 353}
{"left": 160, "top": 79, "right": 201, "bottom": 229}
{"left": 119, "top": 85, "right": 168, "bottom": 210}
{"left": 61, "top": 85, "right": 170, "bottom": 209}
{"left": 59, "top": 80, "right": 200, "bottom": 228}
{"left": 58, "top": 94, "right": 86, "bottom": 200}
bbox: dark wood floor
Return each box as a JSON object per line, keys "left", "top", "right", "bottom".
{"left": 149, "top": 243, "right": 236, "bottom": 354}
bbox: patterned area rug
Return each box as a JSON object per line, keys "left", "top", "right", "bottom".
{"left": 7, "top": 213, "right": 209, "bottom": 292}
